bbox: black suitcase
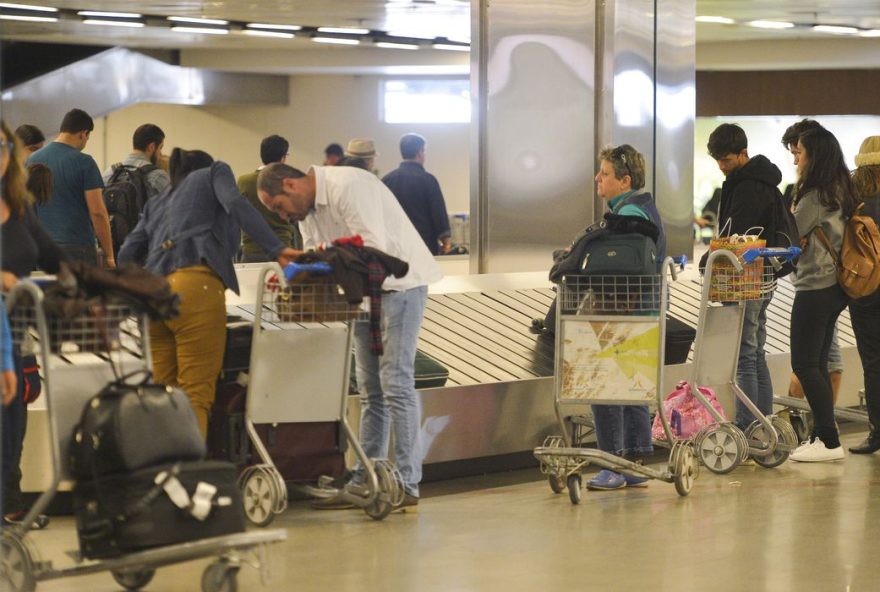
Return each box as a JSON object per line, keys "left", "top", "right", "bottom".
{"left": 220, "top": 320, "right": 252, "bottom": 384}
{"left": 207, "top": 381, "right": 250, "bottom": 464}
{"left": 665, "top": 316, "right": 696, "bottom": 365}
{"left": 74, "top": 460, "right": 246, "bottom": 559}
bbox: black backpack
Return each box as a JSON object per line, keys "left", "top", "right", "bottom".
{"left": 766, "top": 187, "right": 800, "bottom": 278}
{"left": 103, "top": 163, "right": 157, "bottom": 255}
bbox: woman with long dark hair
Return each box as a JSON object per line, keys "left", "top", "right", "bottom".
{"left": 788, "top": 127, "right": 860, "bottom": 462}
{"left": 119, "top": 148, "right": 297, "bottom": 436}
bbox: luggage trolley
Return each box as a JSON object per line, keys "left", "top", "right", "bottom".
{"left": 689, "top": 247, "right": 802, "bottom": 474}
{"left": 238, "top": 263, "right": 404, "bottom": 525}
{"left": 534, "top": 257, "right": 699, "bottom": 504}
{"left": 0, "top": 280, "right": 286, "bottom": 592}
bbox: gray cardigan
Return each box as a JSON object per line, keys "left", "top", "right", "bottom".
{"left": 791, "top": 188, "right": 846, "bottom": 291}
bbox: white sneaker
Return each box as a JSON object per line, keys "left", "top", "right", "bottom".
{"left": 790, "top": 439, "right": 845, "bottom": 462}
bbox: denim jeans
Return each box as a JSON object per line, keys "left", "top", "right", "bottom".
{"left": 352, "top": 286, "right": 427, "bottom": 497}
{"left": 591, "top": 405, "right": 653, "bottom": 458}
{"left": 735, "top": 297, "right": 774, "bottom": 430}
{"left": 791, "top": 284, "right": 849, "bottom": 448}
{"left": 849, "top": 291, "right": 880, "bottom": 433}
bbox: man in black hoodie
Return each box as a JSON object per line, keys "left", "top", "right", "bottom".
{"left": 707, "top": 123, "right": 783, "bottom": 432}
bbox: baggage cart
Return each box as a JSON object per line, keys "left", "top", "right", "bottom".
{"left": 0, "top": 280, "right": 285, "bottom": 592}
{"left": 239, "top": 263, "right": 404, "bottom": 526}
{"left": 534, "top": 257, "right": 699, "bottom": 503}
{"left": 689, "top": 247, "right": 801, "bottom": 474}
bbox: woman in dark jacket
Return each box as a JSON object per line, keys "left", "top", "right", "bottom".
{"left": 848, "top": 136, "right": 880, "bottom": 454}
{"left": 119, "top": 148, "right": 297, "bottom": 436}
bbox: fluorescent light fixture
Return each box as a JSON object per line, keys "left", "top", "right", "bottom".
{"left": 432, "top": 43, "right": 469, "bottom": 52}
{"left": 78, "top": 10, "right": 141, "bottom": 18}
{"left": 247, "top": 23, "right": 302, "bottom": 31}
{"left": 388, "top": 31, "right": 436, "bottom": 40}
{"left": 312, "top": 36, "right": 360, "bottom": 45}
{"left": 812, "top": 24, "right": 858, "bottom": 35}
{"left": 167, "top": 16, "right": 228, "bottom": 26}
{"left": 317, "top": 26, "right": 369, "bottom": 35}
{"left": 375, "top": 41, "right": 419, "bottom": 50}
{"left": 859, "top": 29, "right": 880, "bottom": 37}
{"left": 243, "top": 29, "right": 294, "bottom": 39}
{"left": 0, "top": 13, "right": 57, "bottom": 22}
{"left": 0, "top": 3, "right": 57, "bottom": 12}
{"left": 746, "top": 20, "right": 795, "bottom": 29}
{"left": 696, "top": 16, "right": 734, "bottom": 25}
{"left": 446, "top": 36, "right": 471, "bottom": 44}
{"left": 83, "top": 19, "right": 145, "bottom": 28}
{"left": 170, "top": 25, "right": 229, "bottom": 35}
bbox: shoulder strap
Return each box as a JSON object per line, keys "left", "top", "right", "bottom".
{"left": 813, "top": 226, "right": 841, "bottom": 268}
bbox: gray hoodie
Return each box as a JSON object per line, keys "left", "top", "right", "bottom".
{"left": 791, "top": 188, "right": 846, "bottom": 291}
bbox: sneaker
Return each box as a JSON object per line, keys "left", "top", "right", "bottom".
{"left": 586, "top": 469, "right": 626, "bottom": 490}
{"left": 391, "top": 494, "right": 419, "bottom": 513}
{"left": 3, "top": 510, "right": 49, "bottom": 529}
{"left": 622, "top": 474, "right": 649, "bottom": 488}
{"left": 790, "top": 438, "right": 845, "bottom": 463}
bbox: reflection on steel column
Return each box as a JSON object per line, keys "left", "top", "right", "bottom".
{"left": 473, "top": 0, "right": 597, "bottom": 274}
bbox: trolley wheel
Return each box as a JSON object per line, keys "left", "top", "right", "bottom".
{"left": 548, "top": 474, "right": 566, "bottom": 494}
{"left": 672, "top": 443, "right": 698, "bottom": 497}
{"left": 242, "top": 468, "right": 277, "bottom": 527}
{"left": 748, "top": 416, "right": 798, "bottom": 469}
{"left": 567, "top": 474, "right": 582, "bottom": 505}
{"left": 695, "top": 424, "right": 742, "bottom": 474}
{"left": 0, "top": 531, "right": 35, "bottom": 592}
{"left": 363, "top": 460, "right": 403, "bottom": 521}
{"left": 201, "top": 560, "right": 239, "bottom": 592}
{"left": 112, "top": 568, "right": 156, "bottom": 591}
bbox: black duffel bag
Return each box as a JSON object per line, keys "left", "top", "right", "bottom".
{"left": 70, "top": 370, "right": 206, "bottom": 479}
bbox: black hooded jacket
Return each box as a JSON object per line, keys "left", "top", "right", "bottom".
{"left": 718, "top": 154, "right": 782, "bottom": 238}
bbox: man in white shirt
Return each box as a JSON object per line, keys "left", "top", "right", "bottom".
{"left": 257, "top": 163, "right": 442, "bottom": 511}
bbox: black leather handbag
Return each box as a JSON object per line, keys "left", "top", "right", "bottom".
{"left": 70, "top": 370, "right": 206, "bottom": 479}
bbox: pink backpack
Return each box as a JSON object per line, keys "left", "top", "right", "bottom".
{"left": 652, "top": 381, "right": 727, "bottom": 441}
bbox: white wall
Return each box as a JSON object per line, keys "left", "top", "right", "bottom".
{"left": 694, "top": 115, "right": 880, "bottom": 213}
{"left": 93, "top": 75, "right": 471, "bottom": 216}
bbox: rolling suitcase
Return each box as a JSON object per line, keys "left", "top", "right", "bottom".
{"left": 220, "top": 319, "right": 252, "bottom": 384}
{"left": 664, "top": 316, "right": 696, "bottom": 365}
{"left": 74, "top": 460, "right": 246, "bottom": 559}
{"left": 252, "top": 422, "right": 347, "bottom": 482}
{"left": 207, "top": 379, "right": 250, "bottom": 464}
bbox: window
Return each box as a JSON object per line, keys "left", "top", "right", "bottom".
{"left": 383, "top": 79, "right": 471, "bottom": 124}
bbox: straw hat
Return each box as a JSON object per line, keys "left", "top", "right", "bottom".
{"left": 855, "top": 136, "right": 880, "bottom": 167}
{"left": 345, "top": 138, "right": 377, "bottom": 158}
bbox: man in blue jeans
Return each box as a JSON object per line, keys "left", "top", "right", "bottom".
{"left": 586, "top": 144, "right": 666, "bottom": 491}
{"left": 707, "top": 123, "right": 783, "bottom": 431}
{"left": 257, "top": 162, "right": 442, "bottom": 511}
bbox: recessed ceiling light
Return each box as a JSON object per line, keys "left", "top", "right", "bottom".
{"left": 0, "top": 2, "right": 57, "bottom": 12}
{"left": 170, "top": 25, "right": 229, "bottom": 35}
{"left": 78, "top": 10, "right": 142, "bottom": 18}
{"left": 83, "top": 19, "right": 145, "bottom": 28}
{"left": 432, "top": 43, "right": 469, "bottom": 52}
{"left": 0, "top": 13, "right": 57, "bottom": 22}
{"left": 859, "top": 29, "right": 880, "bottom": 37}
{"left": 317, "top": 26, "right": 370, "bottom": 35}
{"left": 167, "top": 16, "right": 229, "bottom": 26}
{"left": 746, "top": 20, "right": 795, "bottom": 29}
{"left": 312, "top": 37, "right": 360, "bottom": 45}
{"left": 696, "top": 16, "right": 734, "bottom": 25}
{"left": 375, "top": 41, "right": 419, "bottom": 50}
{"left": 812, "top": 24, "right": 859, "bottom": 35}
{"left": 243, "top": 29, "right": 295, "bottom": 39}
{"left": 247, "top": 23, "right": 302, "bottom": 31}
{"left": 387, "top": 31, "right": 436, "bottom": 40}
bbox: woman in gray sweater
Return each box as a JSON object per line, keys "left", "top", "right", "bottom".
{"left": 788, "top": 127, "right": 860, "bottom": 462}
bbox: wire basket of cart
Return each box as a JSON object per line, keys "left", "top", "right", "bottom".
{"left": 238, "top": 261, "right": 404, "bottom": 526}
{"left": 534, "top": 256, "right": 699, "bottom": 503}
{"left": 1, "top": 279, "right": 286, "bottom": 592}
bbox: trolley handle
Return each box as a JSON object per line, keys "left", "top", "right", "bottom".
{"left": 741, "top": 246, "right": 802, "bottom": 266}
{"left": 283, "top": 261, "right": 333, "bottom": 282}
{"left": 666, "top": 255, "right": 687, "bottom": 281}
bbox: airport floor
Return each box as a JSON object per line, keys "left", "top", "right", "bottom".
{"left": 17, "top": 427, "right": 880, "bottom": 592}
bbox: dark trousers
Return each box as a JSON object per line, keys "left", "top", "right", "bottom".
{"left": 849, "top": 291, "right": 880, "bottom": 433}
{"left": 59, "top": 244, "right": 99, "bottom": 266}
{"left": 1, "top": 352, "right": 27, "bottom": 515}
{"left": 791, "top": 284, "right": 849, "bottom": 448}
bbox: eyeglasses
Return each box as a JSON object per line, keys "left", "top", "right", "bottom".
{"left": 612, "top": 146, "right": 634, "bottom": 181}
{"left": 0, "top": 141, "right": 14, "bottom": 156}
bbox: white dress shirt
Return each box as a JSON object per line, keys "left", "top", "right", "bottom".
{"left": 299, "top": 165, "right": 442, "bottom": 291}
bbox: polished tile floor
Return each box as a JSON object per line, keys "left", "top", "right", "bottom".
{"left": 17, "top": 429, "right": 880, "bottom": 592}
